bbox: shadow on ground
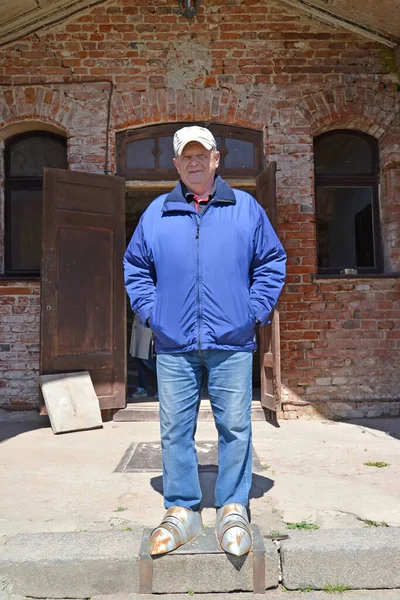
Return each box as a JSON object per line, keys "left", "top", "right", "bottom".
{"left": 0, "top": 418, "right": 50, "bottom": 444}
{"left": 346, "top": 418, "right": 400, "bottom": 440}
{"left": 150, "top": 468, "right": 273, "bottom": 509}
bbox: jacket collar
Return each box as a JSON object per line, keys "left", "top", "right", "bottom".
{"left": 162, "top": 175, "right": 236, "bottom": 213}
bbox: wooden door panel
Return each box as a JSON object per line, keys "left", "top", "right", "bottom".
{"left": 56, "top": 183, "right": 116, "bottom": 214}
{"left": 49, "top": 355, "right": 115, "bottom": 371}
{"left": 57, "top": 212, "right": 115, "bottom": 229}
{"left": 40, "top": 168, "right": 126, "bottom": 412}
{"left": 90, "top": 370, "right": 115, "bottom": 395}
{"left": 56, "top": 227, "right": 113, "bottom": 355}
{"left": 256, "top": 162, "right": 282, "bottom": 417}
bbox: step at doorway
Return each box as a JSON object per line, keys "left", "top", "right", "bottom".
{"left": 113, "top": 388, "right": 274, "bottom": 423}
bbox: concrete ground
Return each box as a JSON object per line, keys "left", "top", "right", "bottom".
{"left": 0, "top": 413, "right": 399, "bottom": 539}
{"left": 5, "top": 593, "right": 400, "bottom": 600}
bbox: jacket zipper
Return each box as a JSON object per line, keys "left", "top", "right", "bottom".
{"left": 196, "top": 218, "right": 201, "bottom": 350}
{"left": 195, "top": 203, "right": 215, "bottom": 351}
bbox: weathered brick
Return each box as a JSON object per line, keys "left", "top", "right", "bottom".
{"left": 0, "top": 0, "right": 399, "bottom": 416}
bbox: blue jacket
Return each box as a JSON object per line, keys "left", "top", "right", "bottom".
{"left": 124, "top": 176, "right": 286, "bottom": 354}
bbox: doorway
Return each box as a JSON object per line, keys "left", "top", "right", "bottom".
{"left": 124, "top": 184, "right": 262, "bottom": 410}
{"left": 125, "top": 189, "right": 159, "bottom": 400}
{"left": 117, "top": 123, "right": 281, "bottom": 419}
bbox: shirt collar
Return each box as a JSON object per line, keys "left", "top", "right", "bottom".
{"left": 182, "top": 178, "right": 217, "bottom": 204}
{"left": 162, "top": 175, "right": 236, "bottom": 213}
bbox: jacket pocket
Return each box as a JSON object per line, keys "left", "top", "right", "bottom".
{"left": 149, "top": 295, "right": 157, "bottom": 331}
{"left": 248, "top": 295, "right": 256, "bottom": 322}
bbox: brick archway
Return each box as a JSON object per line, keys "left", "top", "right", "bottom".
{"left": 0, "top": 87, "right": 72, "bottom": 133}
{"left": 296, "top": 86, "right": 400, "bottom": 139}
{"left": 0, "top": 82, "right": 113, "bottom": 173}
{"left": 110, "top": 86, "right": 269, "bottom": 174}
{"left": 112, "top": 86, "right": 268, "bottom": 132}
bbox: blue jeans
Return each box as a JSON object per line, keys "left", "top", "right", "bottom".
{"left": 156, "top": 350, "right": 253, "bottom": 511}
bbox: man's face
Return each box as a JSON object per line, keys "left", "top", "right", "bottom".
{"left": 173, "top": 141, "right": 220, "bottom": 194}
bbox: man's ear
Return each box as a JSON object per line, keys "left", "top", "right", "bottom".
{"left": 214, "top": 151, "right": 221, "bottom": 168}
{"left": 173, "top": 157, "right": 179, "bottom": 172}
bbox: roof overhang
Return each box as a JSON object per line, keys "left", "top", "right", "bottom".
{"left": 0, "top": 0, "right": 106, "bottom": 47}
{"left": 278, "top": 0, "right": 399, "bottom": 48}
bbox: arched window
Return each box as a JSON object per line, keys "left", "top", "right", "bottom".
{"left": 314, "top": 131, "right": 381, "bottom": 275}
{"left": 116, "top": 123, "right": 263, "bottom": 180}
{"left": 5, "top": 132, "right": 68, "bottom": 275}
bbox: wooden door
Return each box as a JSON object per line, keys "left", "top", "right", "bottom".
{"left": 40, "top": 168, "right": 126, "bottom": 412}
{"left": 256, "top": 162, "right": 282, "bottom": 420}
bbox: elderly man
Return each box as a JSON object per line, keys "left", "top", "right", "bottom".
{"left": 124, "top": 126, "right": 286, "bottom": 557}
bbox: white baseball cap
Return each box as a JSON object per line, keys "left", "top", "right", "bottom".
{"left": 173, "top": 126, "right": 217, "bottom": 156}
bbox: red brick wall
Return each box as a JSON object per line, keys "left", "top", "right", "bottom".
{"left": 0, "top": 282, "right": 40, "bottom": 410}
{"left": 0, "top": 0, "right": 399, "bottom": 416}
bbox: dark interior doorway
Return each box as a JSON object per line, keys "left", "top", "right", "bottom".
{"left": 125, "top": 189, "right": 159, "bottom": 399}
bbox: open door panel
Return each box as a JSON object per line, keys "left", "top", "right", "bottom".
{"left": 40, "top": 168, "right": 126, "bottom": 412}
{"left": 256, "top": 162, "right": 282, "bottom": 421}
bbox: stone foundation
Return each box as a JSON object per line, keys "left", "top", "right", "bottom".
{"left": 281, "top": 399, "right": 400, "bottom": 420}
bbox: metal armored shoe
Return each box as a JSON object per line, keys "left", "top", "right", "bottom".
{"left": 216, "top": 503, "right": 252, "bottom": 556}
{"left": 148, "top": 506, "right": 204, "bottom": 556}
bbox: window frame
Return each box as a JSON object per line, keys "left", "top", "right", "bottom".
{"left": 314, "top": 130, "right": 382, "bottom": 276}
{"left": 116, "top": 122, "right": 264, "bottom": 180}
{"left": 4, "top": 131, "right": 67, "bottom": 277}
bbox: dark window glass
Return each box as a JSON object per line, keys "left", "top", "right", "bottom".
{"left": 224, "top": 138, "right": 255, "bottom": 169}
{"left": 8, "top": 135, "right": 67, "bottom": 177}
{"left": 314, "top": 131, "right": 381, "bottom": 275}
{"left": 158, "top": 136, "right": 175, "bottom": 169}
{"left": 316, "top": 187, "right": 374, "bottom": 270}
{"left": 315, "top": 133, "right": 372, "bottom": 175}
{"left": 116, "top": 123, "right": 263, "bottom": 179}
{"left": 126, "top": 138, "right": 155, "bottom": 170}
{"left": 9, "top": 189, "right": 42, "bottom": 272}
{"left": 5, "top": 132, "right": 68, "bottom": 276}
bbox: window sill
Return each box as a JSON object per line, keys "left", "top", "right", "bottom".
{"left": 313, "top": 273, "right": 400, "bottom": 280}
{"left": 0, "top": 275, "right": 40, "bottom": 282}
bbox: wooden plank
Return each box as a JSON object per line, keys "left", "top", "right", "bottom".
{"left": 125, "top": 177, "right": 257, "bottom": 191}
{"left": 271, "top": 308, "right": 282, "bottom": 406}
{"left": 256, "top": 162, "right": 277, "bottom": 228}
{"left": 263, "top": 352, "right": 274, "bottom": 368}
{"left": 139, "top": 529, "right": 153, "bottom": 594}
{"left": 256, "top": 163, "right": 281, "bottom": 416}
{"left": 252, "top": 524, "right": 266, "bottom": 594}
